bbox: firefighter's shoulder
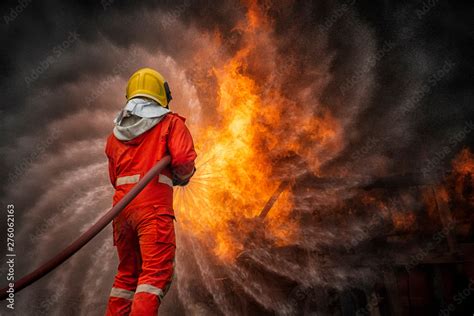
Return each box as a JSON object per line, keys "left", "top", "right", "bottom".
{"left": 167, "top": 112, "right": 187, "bottom": 123}
{"left": 168, "top": 112, "right": 187, "bottom": 122}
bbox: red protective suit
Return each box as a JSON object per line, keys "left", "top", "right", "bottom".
{"left": 104, "top": 113, "right": 196, "bottom": 316}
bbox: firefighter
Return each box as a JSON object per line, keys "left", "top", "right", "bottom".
{"left": 104, "top": 68, "right": 196, "bottom": 315}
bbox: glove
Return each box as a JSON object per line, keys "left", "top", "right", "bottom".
{"left": 172, "top": 167, "right": 196, "bottom": 186}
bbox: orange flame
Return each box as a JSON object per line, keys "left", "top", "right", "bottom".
{"left": 451, "top": 148, "right": 474, "bottom": 205}
{"left": 452, "top": 148, "right": 474, "bottom": 175}
{"left": 174, "top": 2, "right": 342, "bottom": 262}
{"left": 392, "top": 211, "right": 416, "bottom": 231}
{"left": 422, "top": 148, "right": 473, "bottom": 224}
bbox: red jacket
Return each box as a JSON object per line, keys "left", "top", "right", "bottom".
{"left": 105, "top": 113, "right": 197, "bottom": 216}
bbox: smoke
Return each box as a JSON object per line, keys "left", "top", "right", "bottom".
{"left": 0, "top": 0, "right": 472, "bottom": 315}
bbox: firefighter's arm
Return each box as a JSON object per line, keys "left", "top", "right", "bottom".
{"left": 168, "top": 116, "right": 197, "bottom": 186}
{"left": 105, "top": 138, "right": 117, "bottom": 188}
{"left": 107, "top": 159, "right": 117, "bottom": 188}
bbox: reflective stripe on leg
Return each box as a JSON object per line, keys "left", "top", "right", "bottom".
{"left": 136, "top": 284, "right": 164, "bottom": 300}
{"left": 110, "top": 287, "right": 135, "bottom": 300}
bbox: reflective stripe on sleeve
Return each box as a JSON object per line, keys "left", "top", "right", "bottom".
{"left": 110, "top": 287, "right": 135, "bottom": 300}
{"left": 116, "top": 174, "right": 140, "bottom": 186}
{"left": 136, "top": 284, "right": 165, "bottom": 300}
{"left": 158, "top": 174, "right": 173, "bottom": 187}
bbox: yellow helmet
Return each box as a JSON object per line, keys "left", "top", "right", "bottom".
{"left": 126, "top": 68, "right": 172, "bottom": 107}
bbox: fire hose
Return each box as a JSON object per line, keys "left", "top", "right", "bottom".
{"left": 0, "top": 155, "right": 171, "bottom": 300}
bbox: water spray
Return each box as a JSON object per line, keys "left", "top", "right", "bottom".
{"left": 0, "top": 156, "right": 171, "bottom": 300}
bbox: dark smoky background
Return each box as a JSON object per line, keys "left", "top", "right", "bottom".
{"left": 0, "top": 0, "right": 472, "bottom": 315}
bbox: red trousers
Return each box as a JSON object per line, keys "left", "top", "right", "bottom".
{"left": 105, "top": 205, "right": 175, "bottom": 316}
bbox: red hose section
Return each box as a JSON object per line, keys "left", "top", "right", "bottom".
{"left": 0, "top": 155, "right": 171, "bottom": 300}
